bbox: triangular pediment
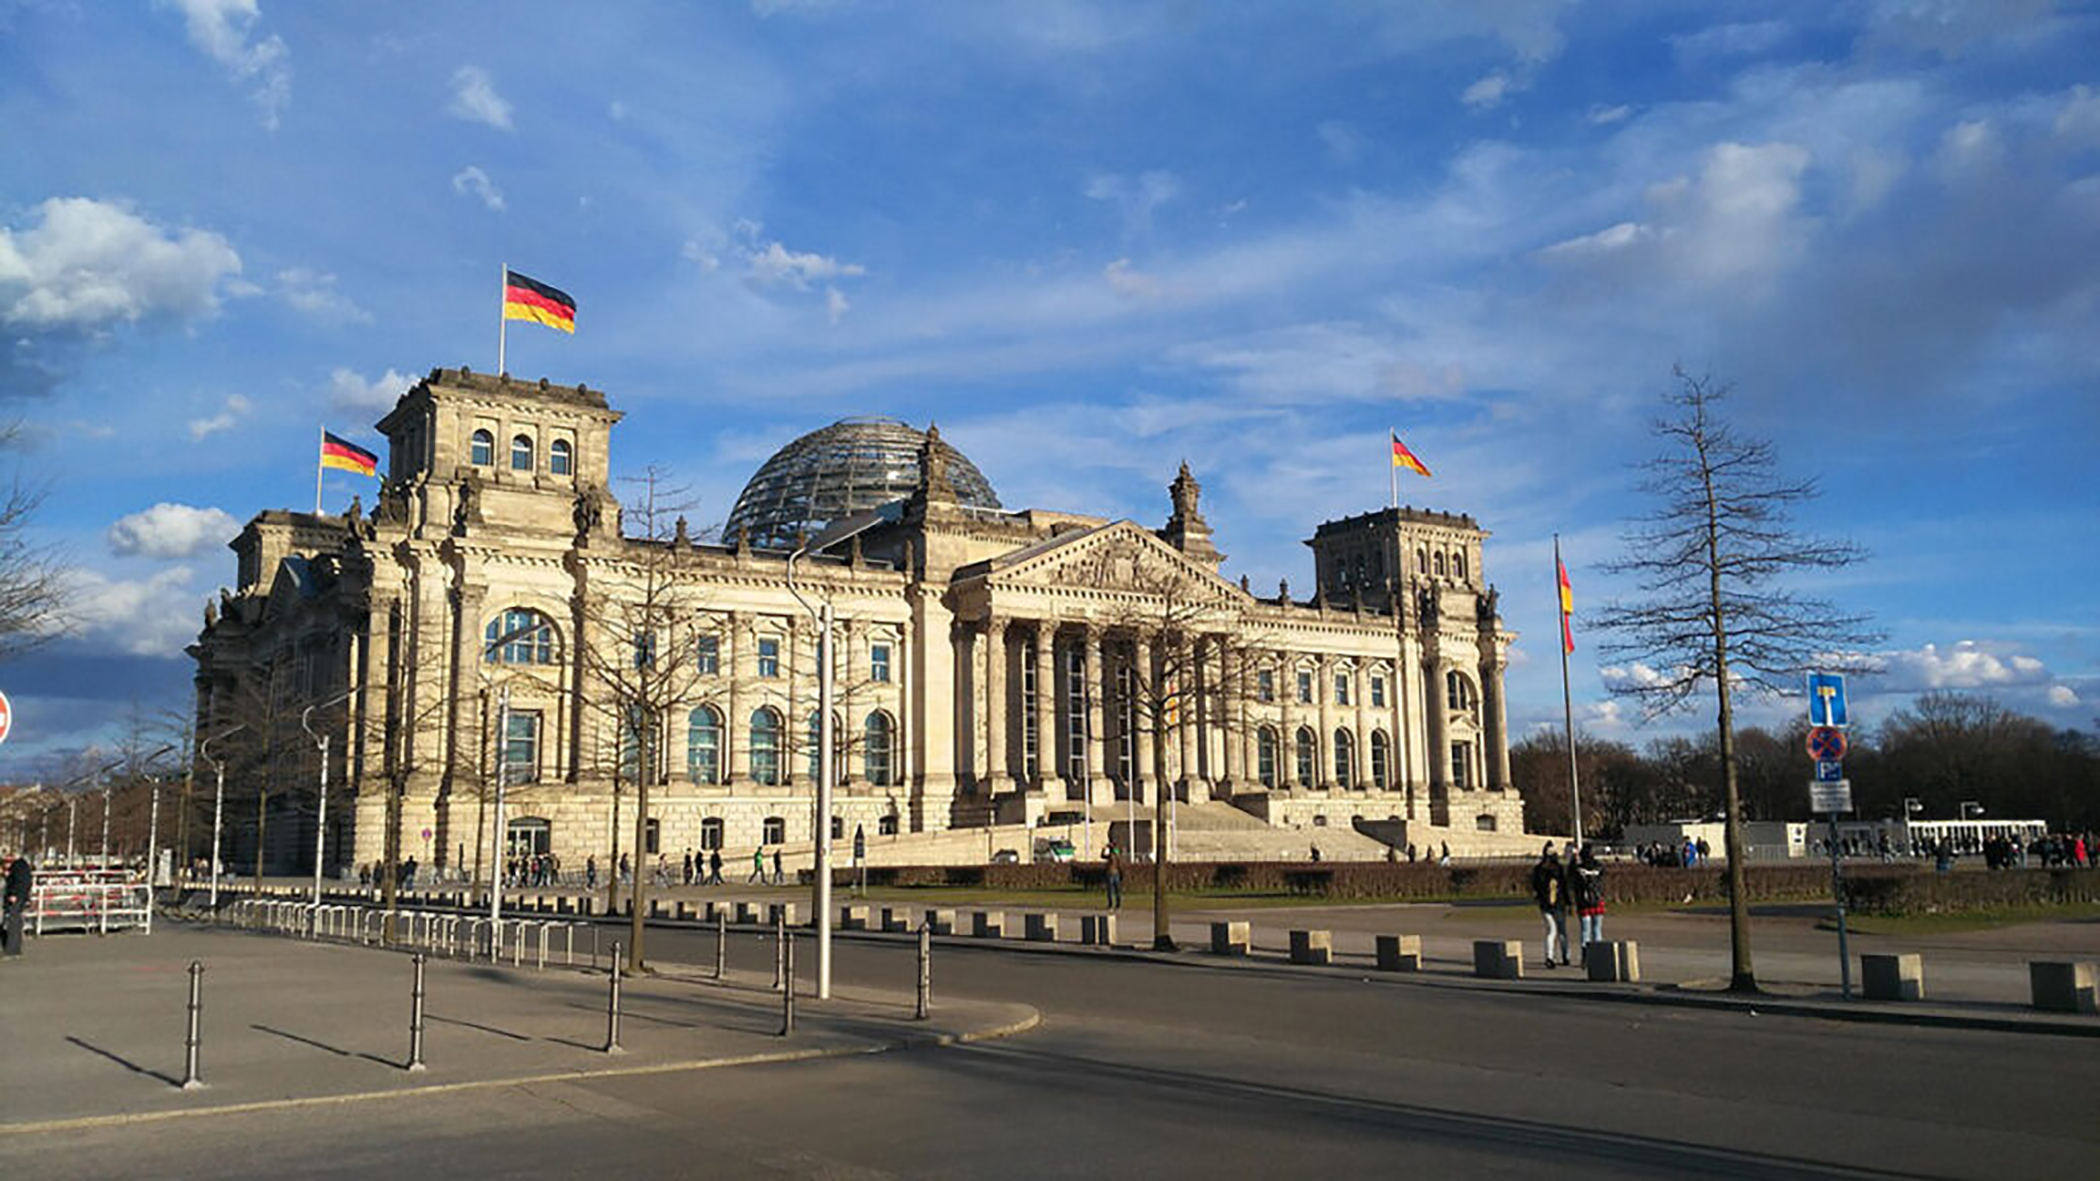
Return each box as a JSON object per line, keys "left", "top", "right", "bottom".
{"left": 974, "top": 520, "right": 1245, "bottom": 605}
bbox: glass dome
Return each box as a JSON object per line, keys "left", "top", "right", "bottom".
{"left": 724, "top": 417, "right": 1001, "bottom": 550}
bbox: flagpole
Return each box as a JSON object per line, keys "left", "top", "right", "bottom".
{"left": 1388, "top": 431, "right": 1398, "bottom": 510}
{"left": 497, "top": 262, "right": 507, "bottom": 376}
{"left": 1557, "top": 533, "right": 1583, "bottom": 849}
{"left": 315, "top": 424, "right": 325, "bottom": 515}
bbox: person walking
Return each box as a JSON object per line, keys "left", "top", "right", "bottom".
{"left": 772, "top": 847, "right": 785, "bottom": 885}
{"left": 748, "top": 846, "right": 765, "bottom": 884}
{"left": 3, "top": 852, "right": 33, "bottom": 957}
{"left": 1102, "top": 842, "right": 1124, "bottom": 910}
{"left": 1531, "top": 843, "right": 1566, "bottom": 968}
{"left": 1573, "top": 844, "right": 1606, "bottom": 963}
{"left": 586, "top": 855, "right": 598, "bottom": 892}
{"left": 708, "top": 848, "right": 723, "bottom": 885}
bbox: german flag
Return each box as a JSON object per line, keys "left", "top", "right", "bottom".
{"left": 503, "top": 270, "right": 576, "bottom": 334}
{"left": 321, "top": 431, "right": 379, "bottom": 477}
{"left": 1390, "top": 430, "right": 1432, "bottom": 479}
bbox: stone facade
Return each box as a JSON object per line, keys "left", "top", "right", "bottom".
{"left": 189, "top": 367, "right": 1523, "bottom": 876}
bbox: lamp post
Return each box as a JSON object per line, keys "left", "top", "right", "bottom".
{"left": 63, "top": 758, "right": 122, "bottom": 869}
{"left": 200, "top": 724, "right": 246, "bottom": 908}
{"left": 302, "top": 688, "right": 357, "bottom": 927}
{"left": 786, "top": 499, "right": 902, "bottom": 1002}
{"left": 141, "top": 743, "right": 177, "bottom": 891}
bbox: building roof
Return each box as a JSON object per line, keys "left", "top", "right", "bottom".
{"left": 724, "top": 417, "right": 1000, "bottom": 550}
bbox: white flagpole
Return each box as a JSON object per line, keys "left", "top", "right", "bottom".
{"left": 497, "top": 263, "right": 507, "bottom": 376}
{"left": 1557, "top": 533, "right": 1583, "bottom": 850}
{"left": 1388, "top": 431, "right": 1398, "bottom": 510}
{"left": 314, "top": 424, "right": 324, "bottom": 515}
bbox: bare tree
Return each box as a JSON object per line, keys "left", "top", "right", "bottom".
{"left": 573, "top": 469, "right": 710, "bottom": 973}
{"left": 1594, "top": 368, "right": 1880, "bottom": 993}
{"left": 0, "top": 421, "right": 71, "bottom": 659}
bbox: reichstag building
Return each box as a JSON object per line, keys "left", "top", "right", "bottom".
{"left": 190, "top": 368, "right": 1524, "bottom": 875}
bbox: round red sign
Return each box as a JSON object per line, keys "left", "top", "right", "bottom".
{"left": 1806, "top": 725, "right": 1847, "bottom": 762}
{"left": 0, "top": 688, "right": 12, "bottom": 746}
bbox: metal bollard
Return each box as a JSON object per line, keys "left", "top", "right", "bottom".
{"left": 778, "top": 927, "right": 795, "bottom": 1036}
{"left": 181, "top": 960, "right": 205, "bottom": 1090}
{"left": 407, "top": 953, "right": 427, "bottom": 1072}
{"left": 715, "top": 910, "right": 728, "bottom": 980}
{"left": 916, "top": 921, "right": 932, "bottom": 1021}
{"left": 605, "top": 941, "right": 625, "bottom": 1054}
{"left": 773, "top": 914, "right": 786, "bottom": 991}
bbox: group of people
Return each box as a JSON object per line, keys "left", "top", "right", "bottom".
{"left": 1633, "top": 838, "right": 1710, "bottom": 868}
{"left": 1531, "top": 842, "right": 1606, "bottom": 969}
{"left": 355, "top": 858, "right": 421, "bottom": 890}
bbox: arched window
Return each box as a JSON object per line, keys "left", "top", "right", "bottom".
{"left": 1333, "top": 728, "right": 1356, "bottom": 787}
{"left": 750, "top": 708, "right": 782, "bottom": 786}
{"left": 700, "top": 817, "right": 724, "bottom": 850}
{"left": 1454, "top": 551, "right": 1467, "bottom": 581}
{"left": 511, "top": 433, "right": 534, "bottom": 471}
{"left": 486, "top": 609, "right": 557, "bottom": 664}
{"left": 549, "top": 438, "right": 573, "bottom": 476}
{"left": 470, "top": 429, "right": 493, "bottom": 466}
{"left": 1416, "top": 548, "right": 1428, "bottom": 574}
{"left": 1434, "top": 552, "right": 1447, "bottom": 578}
{"left": 1446, "top": 670, "right": 1478, "bottom": 716}
{"left": 807, "top": 710, "right": 823, "bottom": 780}
{"left": 864, "top": 711, "right": 895, "bottom": 787}
{"left": 686, "top": 706, "right": 721, "bottom": 784}
{"left": 1294, "top": 726, "right": 1318, "bottom": 789}
{"left": 1256, "top": 726, "right": 1279, "bottom": 788}
{"left": 1370, "top": 730, "right": 1391, "bottom": 790}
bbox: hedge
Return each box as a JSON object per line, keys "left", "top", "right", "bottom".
{"left": 1840, "top": 868, "right": 2100, "bottom": 916}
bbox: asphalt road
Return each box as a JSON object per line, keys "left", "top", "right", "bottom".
{"left": 6, "top": 925, "right": 2095, "bottom": 1179}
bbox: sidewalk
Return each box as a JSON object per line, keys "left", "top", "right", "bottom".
{"left": 0, "top": 922, "right": 1036, "bottom": 1134}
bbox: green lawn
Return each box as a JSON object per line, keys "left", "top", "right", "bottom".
{"left": 1818, "top": 901, "right": 2100, "bottom": 935}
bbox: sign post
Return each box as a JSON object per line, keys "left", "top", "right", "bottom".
{"left": 1807, "top": 673, "right": 1852, "bottom": 1000}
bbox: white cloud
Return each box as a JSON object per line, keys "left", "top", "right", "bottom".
{"left": 451, "top": 166, "right": 506, "bottom": 212}
{"left": 1588, "top": 103, "right": 1633, "bottom": 125}
{"left": 326, "top": 366, "right": 413, "bottom": 412}
{"left": 1085, "top": 171, "right": 1180, "bottom": 239}
{"left": 69, "top": 565, "right": 202, "bottom": 656}
{"left": 2055, "top": 84, "right": 2100, "bottom": 145}
{"left": 0, "top": 197, "right": 243, "bottom": 332}
{"left": 107, "top": 504, "right": 239, "bottom": 559}
{"left": 1462, "top": 71, "right": 1514, "bottom": 110}
{"left": 161, "top": 0, "right": 291, "bottom": 129}
{"left": 448, "top": 65, "right": 514, "bottom": 130}
{"left": 187, "top": 393, "right": 251, "bottom": 440}
{"left": 1671, "top": 20, "right": 1790, "bottom": 62}
{"left": 276, "top": 268, "right": 370, "bottom": 323}
{"left": 1870, "top": 640, "right": 2054, "bottom": 692}
{"left": 1934, "top": 118, "right": 2003, "bottom": 178}
{"left": 746, "top": 240, "right": 865, "bottom": 289}
{"left": 824, "top": 286, "right": 850, "bottom": 324}
{"left": 1103, "top": 257, "right": 1166, "bottom": 300}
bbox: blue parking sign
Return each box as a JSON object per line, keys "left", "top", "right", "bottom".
{"left": 1808, "top": 673, "right": 1849, "bottom": 727}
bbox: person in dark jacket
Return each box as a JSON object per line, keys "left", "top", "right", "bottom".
{"left": 1572, "top": 844, "right": 1606, "bottom": 961}
{"left": 3, "top": 853, "right": 33, "bottom": 957}
{"left": 1530, "top": 844, "right": 1566, "bottom": 967}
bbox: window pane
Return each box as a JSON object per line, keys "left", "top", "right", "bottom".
{"left": 870, "top": 643, "right": 891, "bottom": 683}
{"left": 471, "top": 430, "right": 493, "bottom": 465}
{"left": 503, "top": 711, "right": 539, "bottom": 784}
{"left": 549, "top": 439, "right": 572, "bottom": 476}
{"left": 751, "top": 709, "right": 780, "bottom": 785}
{"left": 687, "top": 707, "right": 720, "bottom": 784}
{"left": 695, "top": 634, "right": 719, "bottom": 675}
{"left": 511, "top": 434, "right": 533, "bottom": 471}
{"left": 864, "top": 712, "right": 893, "bottom": 786}
{"left": 758, "top": 637, "right": 779, "bottom": 678}
{"left": 1297, "top": 671, "right": 1313, "bottom": 704}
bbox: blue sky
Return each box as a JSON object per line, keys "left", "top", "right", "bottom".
{"left": 2, "top": 0, "right": 2096, "bottom": 776}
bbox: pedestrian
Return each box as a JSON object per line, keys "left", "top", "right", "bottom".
{"left": 619, "top": 851, "right": 632, "bottom": 884}
{"left": 1309, "top": 844, "right": 1322, "bottom": 862}
{"left": 683, "top": 849, "right": 695, "bottom": 885}
{"left": 1573, "top": 844, "right": 1606, "bottom": 961}
{"left": 586, "top": 855, "right": 598, "bottom": 892}
{"left": 709, "top": 848, "right": 723, "bottom": 885}
{"left": 1438, "top": 841, "right": 1452, "bottom": 867}
{"left": 3, "top": 852, "right": 33, "bottom": 957}
{"left": 772, "top": 848, "right": 785, "bottom": 885}
{"left": 749, "top": 846, "right": 765, "bottom": 883}
{"left": 1531, "top": 843, "right": 1566, "bottom": 968}
{"left": 1102, "top": 842, "right": 1124, "bottom": 910}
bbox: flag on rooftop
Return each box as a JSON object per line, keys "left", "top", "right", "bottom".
{"left": 320, "top": 430, "right": 378, "bottom": 477}
{"left": 503, "top": 269, "right": 577, "bottom": 334}
{"left": 1390, "top": 430, "right": 1432, "bottom": 478}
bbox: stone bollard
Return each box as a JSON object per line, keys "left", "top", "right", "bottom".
{"left": 1585, "top": 940, "right": 1641, "bottom": 983}
{"left": 1289, "top": 929, "right": 1333, "bottom": 966}
{"left": 1210, "top": 920, "right": 1251, "bottom": 956}
{"left": 1081, "top": 913, "right": 1119, "bottom": 946}
{"left": 1025, "top": 912, "right": 1060, "bottom": 943}
{"left": 2028, "top": 961, "right": 2098, "bottom": 1014}
{"left": 972, "top": 910, "right": 1007, "bottom": 939}
{"left": 840, "top": 903, "right": 870, "bottom": 931}
{"left": 1376, "top": 934, "right": 1423, "bottom": 972}
{"left": 881, "top": 906, "right": 912, "bottom": 933}
{"left": 1473, "top": 939, "right": 1524, "bottom": 980}
{"left": 924, "top": 908, "right": 956, "bottom": 936}
{"left": 1861, "top": 953, "right": 1925, "bottom": 1001}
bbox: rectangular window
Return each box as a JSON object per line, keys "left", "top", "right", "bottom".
{"left": 1450, "top": 742, "right": 1471, "bottom": 789}
{"left": 869, "top": 642, "right": 891, "bottom": 683}
{"left": 758, "top": 637, "right": 780, "bottom": 678}
{"left": 695, "top": 634, "right": 719, "bottom": 676}
{"left": 1370, "top": 675, "right": 1386, "bottom": 708}
{"left": 503, "top": 710, "right": 540, "bottom": 784}
{"left": 1257, "top": 669, "right": 1274, "bottom": 703}
{"left": 644, "top": 817, "right": 661, "bottom": 856}
{"left": 1334, "top": 674, "right": 1350, "bottom": 706}
{"left": 1297, "top": 670, "right": 1314, "bottom": 705}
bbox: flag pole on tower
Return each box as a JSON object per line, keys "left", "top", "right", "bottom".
{"left": 1556, "top": 533, "right": 1583, "bottom": 849}
{"left": 498, "top": 262, "right": 508, "bottom": 376}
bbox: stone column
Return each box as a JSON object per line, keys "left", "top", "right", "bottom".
{"left": 1132, "top": 633, "right": 1155, "bottom": 803}
{"left": 1276, "top": 649, "right": 1294, "bottom": 792}
{"left": 784, "top": 614, "right": 799, "bottom": 787}
{"left": 1084, "top": 627, "right": 1107, "bottom": 806}
{"left": 1353, "top": 664, "right": 1371, "bottom": 791}
{"left": 839, "top": 617, "right": 860, "bottom": 788}
{"left": 1033, "top": 622, "right": 1056, "bottom": 792}
{"left": 1316, "top": 655, "right": 1336, "bottom": 789}
{"left": 960, "top": 621, "right": 982, "bottom": 792}
{"left": 1178, "top": 633, "right": 1199, "bottom": 800}
{"left": 1482, "top": 655, "right": 1511, "bottom": 791}
{"left": 1224, "top": 644, "right": 1246, "bottom": 791}
{"left": 723, "top": 611, "right": 742, "bottom": 784}
{"left": 985, "top": 616, "right": 1010, "bottom": 794}
{"left": 1425, "top": 653, "right": 1450, "bottom": 822}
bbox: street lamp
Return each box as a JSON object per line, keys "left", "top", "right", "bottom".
{"left": 200, "top": 724, "right": 247, "bottom": 908}
{"left": 786, "top": 499, "right": 902, "bottom": 1002}
{"left": 302, "top": 687, "right": 357, "bottom": 927}
{"left": 140, "top": 743, "right": 178, "bottom": 891}
{"left": 1959, "top": 801, "right": 1985, "bottom": 821}
{"left": 63, "top": 758, "right": 122, "bottom": 868}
